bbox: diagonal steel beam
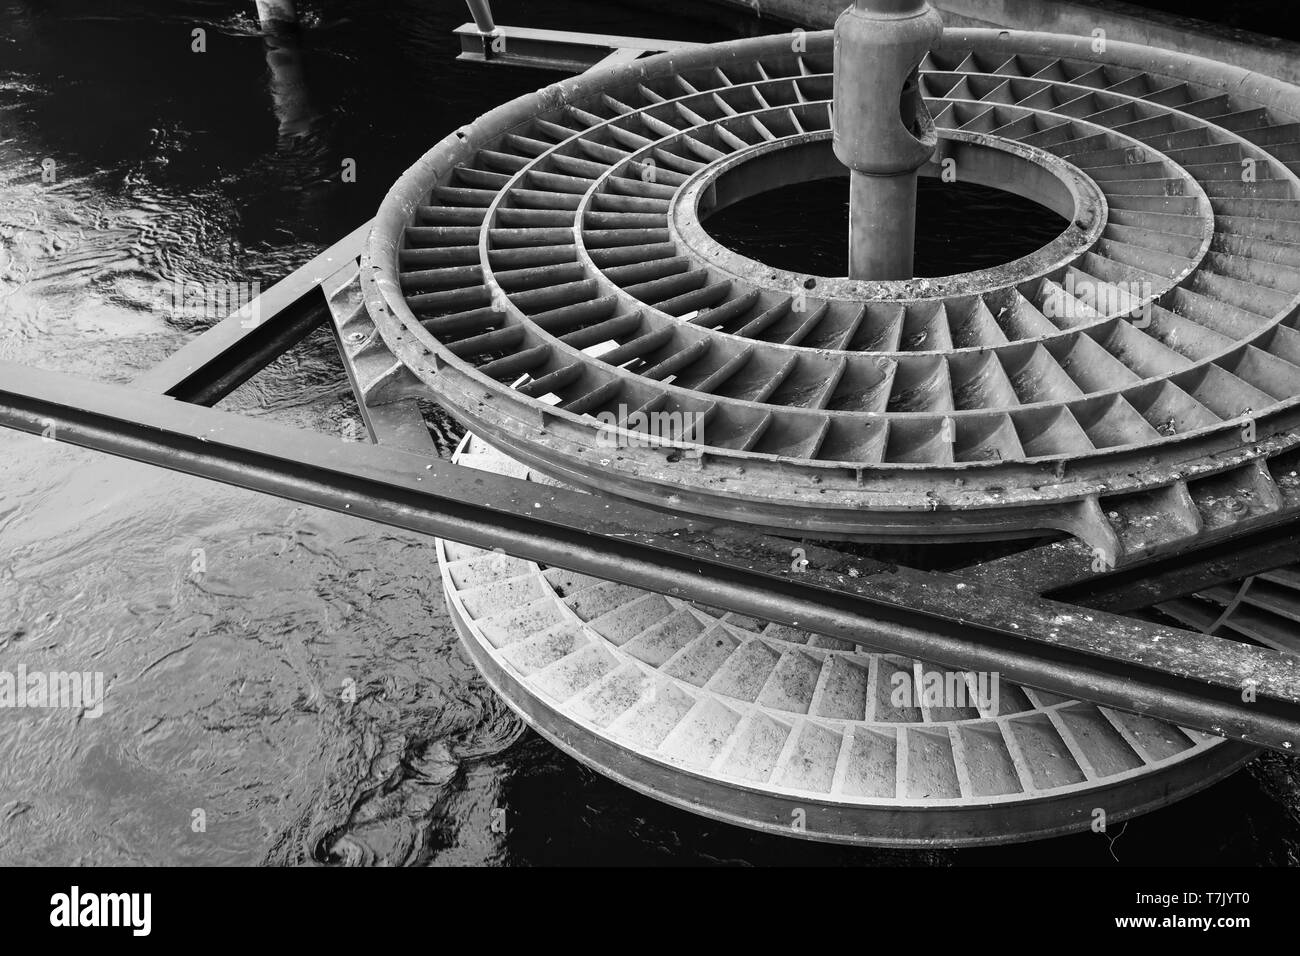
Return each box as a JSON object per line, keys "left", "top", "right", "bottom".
{"left": 133, "top": 221, "right": 371, "bottom": 405}
{"left": 2, "top": 359, "right": 1298, "bottom": 753}
{"left": 322, "top": 261, "right": 440, "bottom": 456}
{"left": 967, "top": 519, "right": 1300, "bottom": 613}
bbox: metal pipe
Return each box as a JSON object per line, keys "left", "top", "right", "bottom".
{"left": 465, "top": 0, "right": 496, "bottom": 35}
{"left": 849, "top": 170, "right": 919, "bottom": 280}
{"left": 254, "top": 0, "right": 297, "bottom": 29}
{"left": 2, "top": 360, "right": 1299, "bottom": 753}
{"left": 264, "top": 32, "right": 312, "bottom": 138}
{"left": 833, "top": 0, "right": 943, "bottom": 280}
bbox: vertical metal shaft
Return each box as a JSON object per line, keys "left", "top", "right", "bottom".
{"left": 833, "top": 0, "right": 943, "bottom": 281}
{"left": 264, "top": 31, "right": 312, "bottom": 139}
{"left": 254, "top": 0, "right": 297, "bottom": 29}
{"left": 849, "top": 171, "right": 919, "bottom": 280}
{"left": 465, "top": 0, "right": 497, "bottom": 35}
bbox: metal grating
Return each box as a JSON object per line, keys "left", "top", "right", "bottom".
{"left": 1161, "top": 564, "right": 1300, "bottom": 655}
{"left": 364, "top": 28, "right": 1300, "bottom": 554}
{"left": 438, "top": 436, "right": 1255, "bottom": 846}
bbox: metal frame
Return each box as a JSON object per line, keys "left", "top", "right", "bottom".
{"left": 3, "top": 6, "right": 1300, "bottom": 766}
{"left": 4, "top": 351, "right": 1300, "bottom": 752}
{"left": 132, "top": 222, "right": 371, "bottom": 405}
{"left": 455, "top": 0, "right": 700, "bottom": 74}
{"left": 435, "top": 434, "right": 1258, "bottom": 848}
{"left": 362, "top": 25, "right": 1300, "bottom": 564}
{"left": 448, "top": 593, "right": 1257, "bottom": 846}
{"left": 456, "top": 24, "right": 701, "bottom": 74}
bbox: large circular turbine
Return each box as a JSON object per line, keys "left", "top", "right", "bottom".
{"left": 364, "top": 29, "right": 1300, "bottom": 553}
{"left": 366, "top": 31, "right": 1300, "bottom": 554}
{"left": 357, "top": 24, "right": 1300, "bottom": 846}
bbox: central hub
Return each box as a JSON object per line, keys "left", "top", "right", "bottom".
{"left": 669, "top": 130, "right": 1110, "bottom": 310}
{"left": 833, "top": 0, "right": 945, "bottom": 280}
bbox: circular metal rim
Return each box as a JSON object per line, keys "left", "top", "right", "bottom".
{"left": 363, "top": 28, "right": 1300, "bottom": 545}
{"left": 572, "top": 94, "right": 1218, "bottom": 364}
{"left": 450, "top": 598, "right": 1257, "bottom": 847}
{"left": 670, "top": 128, "right": 1113, "bottom": 305}
{"left": 438, "top": 437, "right": 1258, "bottom": 847}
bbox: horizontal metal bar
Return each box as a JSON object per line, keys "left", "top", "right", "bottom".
{"left": 133, "top": 221, "right": 371, "bottom": 404}
{"left": 455, "top": 23, "right": 700, "bottom": 73}
{"left": 2, "top": 360, "right": 1298, "bottom": 752}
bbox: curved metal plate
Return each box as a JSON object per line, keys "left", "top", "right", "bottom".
{"left": 439, "top": 435, "right": 1256, "bottom": 847}
{"left": 366, "top": 29, "right": 1300, "bottom": 551}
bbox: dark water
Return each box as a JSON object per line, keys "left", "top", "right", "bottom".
{"left": 0, "top": 0, "right": 1297, "bottom": 866}
{"left": 1124, "top": 0, "right": 1300, "bottom": 44}
{"left": 707, "top": 177, "right": 1067, "bottom": 278}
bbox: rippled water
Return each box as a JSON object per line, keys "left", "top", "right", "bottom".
{"left": 1, "top": 0, "right": 1297, "bottom": 866}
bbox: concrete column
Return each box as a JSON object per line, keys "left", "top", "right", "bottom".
{"left": 833, "top": 0, "right": 943, "bottom": 280}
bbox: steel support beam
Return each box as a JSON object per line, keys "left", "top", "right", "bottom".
{"left": 454, "top": 23, "right": 700, "bottom": 73}
{"left": 132, "top": 217, "right": 1300, "bottom": 617}
{"left": 323, "top": 261, "right": 440, "bottom": 456}
{"left": 2, "top": 360, "right": 1299, "bottom": 753}
{"left": 133, "top": 221, "right": 371, "bottom": 405}
{"left": 967, "top": 518, "right": 1300, "bottom": 614}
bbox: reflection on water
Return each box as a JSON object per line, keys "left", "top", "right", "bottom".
{"left": 0, "top": 0, "right": 1297, "bottom": 866}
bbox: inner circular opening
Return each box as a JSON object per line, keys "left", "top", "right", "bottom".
{"left": 705, "top": 176, "right": 1068, "bottom": 278}
{"left": 685, "top": 136, "right": 1080, "bottom": 284}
